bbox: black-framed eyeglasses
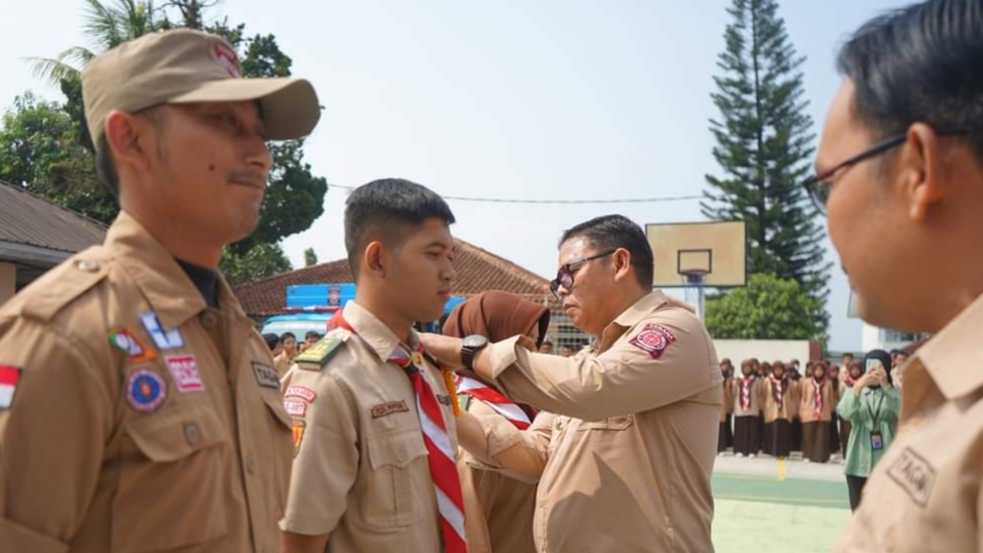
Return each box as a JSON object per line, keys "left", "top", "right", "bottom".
{"left": 549, "top": 250, "right": 616, "bottom": 299}
{"left": 802, "top": 126, "right": 970, "bottom": 215}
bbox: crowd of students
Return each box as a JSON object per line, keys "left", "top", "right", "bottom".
{"left": 718, "top": 350, "right": 909, "bottom": 463}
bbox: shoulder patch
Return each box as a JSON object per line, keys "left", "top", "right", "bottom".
{"left": 629, "top": 323, "right": 676, "bottom": 360}
{"left": 18, "top": 246, "right": 111, "bottom": 323}
{"left": 295, "top": 329, "right": 349, "bottom": 369}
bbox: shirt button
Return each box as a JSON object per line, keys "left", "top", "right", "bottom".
{"left": 245, "top": 455, "right": 256, "bottom": 475}
{"left": 200, "top": 311, "right": 219, "bottom": 328}
{"left": 184, "top": 423, "right": 200, "bottom": 446}
{"left": 76, "top": 259, "right": 101, "bottom": 272}
{"left": 396, "top": 449, "right": 407, "bottom": 463}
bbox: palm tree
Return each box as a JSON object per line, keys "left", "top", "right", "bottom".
{"left": 27, "top": 0, "right": 162, "bottom": 85}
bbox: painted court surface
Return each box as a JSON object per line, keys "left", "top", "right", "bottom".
{"left": 712, "top": 456, "right": 851, "bottom": 553}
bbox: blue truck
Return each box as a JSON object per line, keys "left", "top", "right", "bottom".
{"left": 260, "top": 283, "right": 465, "bottom": 337}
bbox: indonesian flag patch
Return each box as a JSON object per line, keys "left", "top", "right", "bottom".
{"left": 629, "top": 324, "right": 676, "bottom": 360}
{"left": 0, "top": 365, "right": 23, "bottom": 409}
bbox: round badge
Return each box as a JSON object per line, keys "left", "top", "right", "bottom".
{"left": 639, "top": 330, "right": 667, "bottom": 350}
{"left": 127, "top": 369, "right": 167, "bottom": 413}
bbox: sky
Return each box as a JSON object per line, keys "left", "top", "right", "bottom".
{"left": 0, "top": 0, "right": 911, "bottom": 351}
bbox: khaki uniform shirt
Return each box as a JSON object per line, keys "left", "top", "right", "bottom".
{"left": 280, "top": 301, "right": 460, "bottom": 552}
{"left": 720, "top": 379, "right": 735, "bottom": 422}
{"left": 832, "top": 293, "right": 983, "bottom": 553}
{"left": 763, "top": 378, "right": 794, "bottom": 423}
{"left": 798, "top": 378, "right": 834, "bottom": 423}
{"left": 733, "top": 377, "right": 765, "bottom": 417}
{"left": 0, "top": 212, "right": 293, "bottom": 553}
{"left": 475, "top": 291, "right": 722, "bottom": 553}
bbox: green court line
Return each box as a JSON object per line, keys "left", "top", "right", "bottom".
{"left": 712, "top": 473, "right": 850, "bottom": 509}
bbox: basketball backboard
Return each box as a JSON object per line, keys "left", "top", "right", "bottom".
{"left": 646, "top": 221, "right": 747, "bottom": 288}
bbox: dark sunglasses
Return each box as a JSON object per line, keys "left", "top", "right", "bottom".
{"left": 802, "top": 126, "right": 970, "bottom": 215}
{"left": 549, "top": 250, "right": 616, "bottom": 300}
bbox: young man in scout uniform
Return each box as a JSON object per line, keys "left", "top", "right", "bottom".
{"left": 808, "top": 0, "right": 983, "bottom": 548}
{"left": 423, "top": 215, "right": 722, "bottom": 553}
{"left": 280, "top": 179, "right": 465, "bottom": 553}
{"left": 0, "top": 29, "right": 320, "bottom": 552}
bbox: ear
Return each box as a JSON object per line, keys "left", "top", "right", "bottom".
{"left": 104, "top": 110, "right": 155, "bottom": 174}
{"left": 611, "top": 248, "right": 633, "bottom": 283}
{"left": 902, "top": 123, "right": 946, "bottom": 222}
{"left": 362, "top": 241, "right": 387, "bottom": 278}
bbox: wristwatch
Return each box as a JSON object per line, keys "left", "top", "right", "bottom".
{"left": 461, "top": 335, "right": 490, "bottom": 371}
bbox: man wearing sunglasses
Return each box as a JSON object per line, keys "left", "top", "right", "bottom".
{"left": 807, "top": 1, "right": 983, "bottom": 551}
{"left": 422, "top": 215, "right": 722, "bottom": 553}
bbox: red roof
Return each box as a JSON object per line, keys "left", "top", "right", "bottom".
{"left": 234, "top": 239, "right": 552, "bottom": 317}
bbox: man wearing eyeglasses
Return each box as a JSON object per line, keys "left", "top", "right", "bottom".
{"left": 805, "top": 1, "right": 983, "bottom": 551}
{"left": 422, "top": 214, "right": 722, "bottom": 553}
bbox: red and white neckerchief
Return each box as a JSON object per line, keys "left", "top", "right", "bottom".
{"left": 456, "top": 376, "right": 532, "bottom": 429}
{"left": 738, "top": 376, "right": 755, "bottom": 410}
{"left": 813, "top": 377, "right": 825, "bottom": 417}
{"left": 333, "top": 313, "right": 468, "bottom": 553}
{"left": 769, "top": 375, "right": 785, "bottom": 409}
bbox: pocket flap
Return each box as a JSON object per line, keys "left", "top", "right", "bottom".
{"left": 367, "top": 430, "right": 429, "bottom": 470}
{"left": 125, "top": 403, "right": 228, "bottom": 462}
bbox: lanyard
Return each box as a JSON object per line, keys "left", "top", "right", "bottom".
{"left": 866, "top": 391, "right": 886, "bottom": 430}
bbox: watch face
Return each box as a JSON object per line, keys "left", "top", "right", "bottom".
{"left": 462, "top": 335, "right": 489, "bottom": 348}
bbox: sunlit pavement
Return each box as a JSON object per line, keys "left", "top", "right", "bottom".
{"left": 712, "top": 453, "right": 852, "bottom": 553}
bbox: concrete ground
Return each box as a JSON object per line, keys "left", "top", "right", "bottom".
{"left": 711, "top": 453, "right": 852, "bottom": 553}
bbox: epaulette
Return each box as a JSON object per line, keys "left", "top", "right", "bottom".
{"left": 18, "top": 246, "right": 112, "bottom": 323}
{"left": 294, "top": 328, "right": 350, "bottom": 370}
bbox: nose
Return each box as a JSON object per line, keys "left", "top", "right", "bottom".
{"left": 245, "top": 135, "right": 273, "bottom": 174}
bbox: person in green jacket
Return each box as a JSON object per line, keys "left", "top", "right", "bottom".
{"left": 837, "top": 349, "right": 901, "bottom": 511}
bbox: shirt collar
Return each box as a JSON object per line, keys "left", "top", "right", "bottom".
{"left": 342, "top": 301, "right": 418, "bottom": 363}
{"left": 106, "top": 211, "right": 246, "bottom": 329}
{"left": 910, "top": 291, "right": 983, "bottom": 400}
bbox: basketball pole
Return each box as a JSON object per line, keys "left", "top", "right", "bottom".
{"left": 684, "top": 272, "right": 707, "bottom": 321}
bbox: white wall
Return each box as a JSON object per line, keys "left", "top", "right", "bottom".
{"left": 0, "top": 263, "right": 15, "bottom": 306}
{"left": 713, "top": 339, "right": 811, "bottom": 368}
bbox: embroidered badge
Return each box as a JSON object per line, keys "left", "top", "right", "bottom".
{"left": 629, "top": 323, "right": 677, "bottom": 360}
{"left": 436, "top": 394, "right": 452, "bottom": 407}
{"left": 887, "top": 447, "right": 937, "bottom": 507}
{"left": 292, "top": 419, "right": 306, "bottom": 456}
{"left": 166, "top": 354, "right": 205, "bottom": 393}
{"left": 127, "top": 369, "right": 167, "bottom": 412}
{"left": 371, "top": 400, "right": 410, "bottom": 419}
{"left": 284, "top": 400, "right": 307, "bottom": 417}
{"left": 252, "top": 362, "right": 281, "bottom": 389}
{"left": 139, "top": 312, "right": 184, "bottom": 350}
{"left": 0, "top": 365, "right": 23, "bottom": 409}
{"left": 295, "top": 334, "right": 347, "bottom": 367}
{"left": 284, "top": 385, "right": 317, "bottom": 402}
{"left": 108, "top": 328, "right": 156, "bottom": 363}
{"left": 213, "top": 41, "right": 242, "bottom": 78}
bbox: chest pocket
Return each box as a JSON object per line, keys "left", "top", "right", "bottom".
{"left": 578, "top": 414, "right": 635, "bottom": 431}
{"left": 114, "top": 403, "right": 230, "bottom": 552}
{"left": 361, "top": 429, "right": 430, "bottom": 529}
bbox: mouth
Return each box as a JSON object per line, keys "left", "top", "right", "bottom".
{"left": 438, "top": 291, "right": 452, "bottom": 301}
{"left": 231, "top": 180, "right": 266, "bottom": 192}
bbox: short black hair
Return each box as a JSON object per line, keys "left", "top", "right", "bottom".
{"left": 559, "top": 214, "right": 654, "bottom": 290}
{"left": 837, "top": 0, "right": 983, "bottom": 162}
{"left": 305, "top": 331, "right": 322, "bottom": 341}
{"left": 344, "top": 178, "right": 456, "bottom": 279}
{"left": 542, "top": 340, "right": 554, "bottom": 347}
{"left": 263, "top": 333, "right": 280, "bottom": 350}
{"left": 95, "top": 134, "right": 120, "bottom": 198}
{"left": 280, "top": 332, "right": 297, "bottom": 342}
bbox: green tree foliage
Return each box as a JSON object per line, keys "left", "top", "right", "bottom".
{"left": 304, "top": 247, "right": 318, "bottom": 267}
{"left": 703, "top": 0, "right": 830, "bottom": 329}
{"left": 705, "top": 273, "right": 825, "bottom": 340}
{"left": 219, "top": 242, "right": 292, "bottom": 286}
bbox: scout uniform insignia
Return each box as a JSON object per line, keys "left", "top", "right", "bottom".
{"left": 295, "top": 331, "right": 348, "bottom": 368}
{"left": 140, "top": 311, "right": 184, "bottom": 350}
{"left": 166, "top": 354, "right": 205, "bottom": 393}
{"left": 108, "top": 328, "right": 156, "bottom": 363}
{"left": 630, "top": 323, "right": 676, "bottom": 359}
{"left": 252, "top": 362, "right": 281, "bottom": 389}
{"left": 126, "top": 369, "right": 167, "bottom": 412}
{"left": 0, "top": 365, "right": 23, "bottom": 409}
{"left": 284, "top": 385, "right": 317, "bottom": 402}
{"left": 292, "top": 419, "right": 306, "bottom": 456}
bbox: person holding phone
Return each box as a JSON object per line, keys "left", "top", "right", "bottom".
{"left": 836, "top": 350, "right": 901, "bottom": 511}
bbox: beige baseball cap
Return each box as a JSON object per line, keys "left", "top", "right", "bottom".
{"left": 82, "top": 28, "right": 321, "bottom": 147}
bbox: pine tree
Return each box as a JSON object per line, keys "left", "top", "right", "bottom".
{"left": 703, "top": 0, "right": 830, "bottom": 330}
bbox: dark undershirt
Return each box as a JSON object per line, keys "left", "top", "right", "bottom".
{"left": 176, "top": 258, "right": 219, "bottom": 308}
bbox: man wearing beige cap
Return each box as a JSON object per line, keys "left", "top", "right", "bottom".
{"left": 0, "top": 29, "right": 319, "bottom": 553}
